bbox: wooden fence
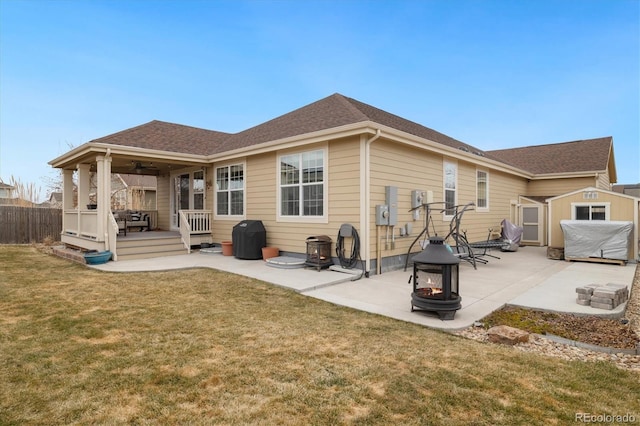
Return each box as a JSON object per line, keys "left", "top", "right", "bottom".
{"left": 0, "top": 206, "right": 63, "bottom": 244}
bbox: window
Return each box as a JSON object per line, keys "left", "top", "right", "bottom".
{"left": 279, "top": 149, "right": 325, "bottom": 219}
{"left": 476, "top": 170, "right": 488, "bottom": 210}
{"left": 571, "top": 203, "right": 609, "bottom": 221}
{"left": 216, "top": 164, "right": 244, "bottom": 216}
{"left": 444, "top": 160, "right": 457, "bottom": 216}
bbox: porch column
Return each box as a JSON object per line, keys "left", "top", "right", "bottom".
{"left": 77, "top": 163, "right": 91, "bottom": 210}
{"left": 62, "top": 169, "right": 74, "bottom": 210}
{"left": 96, "top": 155, "right": 112, "bottom": 242}
{"left": 62, "top": 169, "right": 74, "bottom": 234}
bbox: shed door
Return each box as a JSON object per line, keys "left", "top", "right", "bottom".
{"left": 520, "top": 205, "right": 543, "bottom": 246}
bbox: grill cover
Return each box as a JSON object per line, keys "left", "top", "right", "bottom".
{"left": 232, "top": 220, "right": 267, "bottom": 259}
{"left": 560, "top": 220, "right": 632, "bottom": 261}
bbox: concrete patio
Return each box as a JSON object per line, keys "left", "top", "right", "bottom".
{"left": 89, "top": 246, "right": 637, "bottom": 331}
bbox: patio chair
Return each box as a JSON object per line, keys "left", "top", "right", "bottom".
{"left": 466, "top": 227, "right": 509, "bottom": 260}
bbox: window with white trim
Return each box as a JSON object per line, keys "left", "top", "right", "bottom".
{"left": 444, "top": 160, "right": 457, "bottom": 217}
{"left": 571, "top": 203, "right": 609, "bottom": 221}
{"left": 476, "top": 169, "right": 488, "bottom": 210}
{"left": 279, "top": 149, "right": 325, "bottom": 218}
{"left": 216, "top": 164, "right": 244, "bottom": 216}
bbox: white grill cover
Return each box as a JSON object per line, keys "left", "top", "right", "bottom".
{"left": 560, "top": 220, "right": 633, "bottom": 261}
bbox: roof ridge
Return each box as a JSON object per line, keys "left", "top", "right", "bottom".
{"left": 332, "top": 93, "right": 371, "bottom": 121}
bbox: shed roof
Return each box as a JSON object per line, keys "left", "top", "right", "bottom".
{"left": 487, "top": 137, "right": 612, "bottom": 174}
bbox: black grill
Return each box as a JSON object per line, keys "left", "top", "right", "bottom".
{"left": 232, "top": 220, "right": 266, "bottom": 260}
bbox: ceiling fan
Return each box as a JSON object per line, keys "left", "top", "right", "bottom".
{"left": 130, "top": 161, "right": 159, "bottom": 175}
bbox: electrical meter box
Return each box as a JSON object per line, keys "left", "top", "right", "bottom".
{"left": 385, "top": 186, "right": 398, "bottom": 226}
{"left": 375, "top": 204, "right": 389, "bottom": 225}
{"left": 411, "top": 190, "right": 424, "bottom": 210}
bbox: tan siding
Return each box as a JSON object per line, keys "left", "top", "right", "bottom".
{"left": 596, "top": 171, "right": 610, "bottom": 190}
{"left": 369, "top": 140, "right": 443, "bottom": 261}
{"left": 459, "top": 165, "right": 528, "bottom": 243}
{"left": 368, "top": 140, "right": 527, "bottom": 261}
{"left": 527, "top": 177, "right": 595, "bottom": 197}
{"left": 156, "top": 175, "right": 171, "bottom": 230}
{"left": 213, "top": 138, "right": 361, "bottom": 255}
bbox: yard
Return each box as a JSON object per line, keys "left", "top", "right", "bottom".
{"left": 1, "top": 246, "right": 639, "bottom": 425}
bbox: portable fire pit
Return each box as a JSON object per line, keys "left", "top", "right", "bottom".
{"left": 410, "top": 236, "right": 461, "bottom": 320}
{"left": 305, "top": 235, "right": 333, "bottom": 271}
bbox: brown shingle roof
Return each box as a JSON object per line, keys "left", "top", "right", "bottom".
{"left": 88, "top": 94, "right": 486, "bottom": 157}
{"left": 487, "top": 137, "right": 612, "bottom": 174}
{"left": 90, "top": 120, "right": 230, "bottom": 155}
{"left": 215, "top": 93, "right": 484, "bottom": 154}
{"left": 83, "top": 94, "right": 612, "bottom": 177}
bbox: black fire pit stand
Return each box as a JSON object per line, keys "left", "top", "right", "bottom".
{"left": 410, "top": 236, "right": 461, "bottom": 320}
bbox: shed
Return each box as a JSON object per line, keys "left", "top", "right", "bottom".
{"left": 547, "top": 187, "right": 640, "bottom": 261}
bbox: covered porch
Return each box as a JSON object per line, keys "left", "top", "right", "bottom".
{"left": 50, "top": 147, "right": 215, "bottom": 261}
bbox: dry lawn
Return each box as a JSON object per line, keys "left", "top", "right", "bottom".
{"left": 1, "top": 245, "right": 639, "bottom": 425}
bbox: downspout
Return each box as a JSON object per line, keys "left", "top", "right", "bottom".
{"left": 361, "top": 129, "right": 381, "bottom": 276}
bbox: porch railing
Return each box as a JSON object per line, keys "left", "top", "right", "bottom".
{"left": 63, "top": 209, "right": 98, "bottom": 239}
{"left": 178, "top": 210, "right": 213, "bottom": 253}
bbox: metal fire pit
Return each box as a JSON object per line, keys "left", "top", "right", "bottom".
{"left": 305, "top": 235, "right": 333, "bottom": 271}
{"left": 410, "top": 236, "right": 461, "bottom": 320}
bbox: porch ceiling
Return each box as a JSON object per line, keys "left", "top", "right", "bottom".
{"left": 57, "top": 152, "right": 206, "bottom": 176}
{"left": 109, "top": 156, "right": 194, "bottom": 176}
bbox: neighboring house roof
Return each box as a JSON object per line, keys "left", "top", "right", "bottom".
{"left": 0, "top": 182, "right": 14, "bottom": 189}
{"left": 49, "top": 192, "right": 63, "bottom": 203}
{"left": 613, "top": 183, "right": 640, "bottom": 197}
{"left": 119, "top": 174, "right": 157, "bottom": 189}
{"left": 89, "top": 120, "right": 231, "bottom": 155}
{"left": 487, "top": 137, "right": 613, "bottom": 175}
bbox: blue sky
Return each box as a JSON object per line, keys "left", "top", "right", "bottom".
{"left": 1, "top": 0, "right": 638, "bottom": 200}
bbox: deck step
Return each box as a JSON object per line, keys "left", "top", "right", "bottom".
{"left": 115, "top": 235, "right": 188, "bottom": 260}
{"left": 117, "top": 242, "right": 186, "bottom": 256}
{"left": 116, "top": 249, "right": 188, "bottom": 261}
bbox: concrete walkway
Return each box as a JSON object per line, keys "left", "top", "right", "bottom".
{"left": 90, "top": 246, "right": 637, "bottom": 331}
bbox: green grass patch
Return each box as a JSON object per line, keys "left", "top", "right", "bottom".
{"left": 1, "top": 245, "right": 639, "bottom": 425}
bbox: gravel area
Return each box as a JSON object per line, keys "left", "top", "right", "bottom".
{"left": 454, "top": 263, "right": 640, "bottom": 372}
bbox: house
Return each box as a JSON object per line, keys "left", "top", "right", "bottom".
{"left": 116, "top": 174, "right": 157, "bottom": 211}
{"left": 48, "top": 93, "right": 632, "bottom": 268}
{"left": 613, "top": 183, "right": 640, "bottom": 198}
{"left": 0, "top": 182, "right": 15, "bottom": 203}
{"left": 45, "top": 192, "right": 63, "bottom": 208}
